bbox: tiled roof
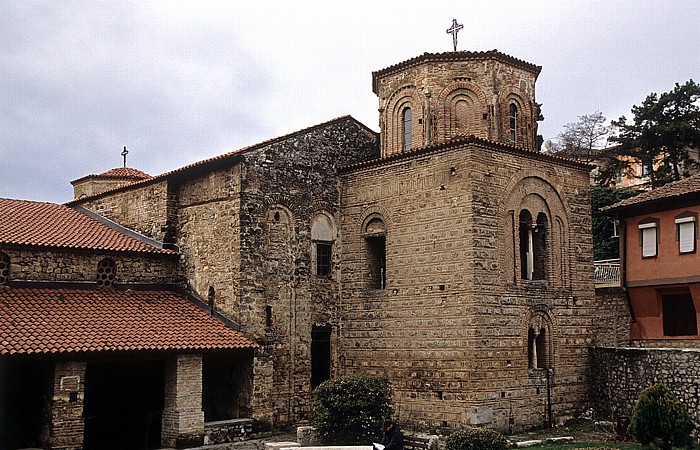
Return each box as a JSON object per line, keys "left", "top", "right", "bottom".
{"left": 0, "top": 287, "right": 256, "bottom": 355}
{"left": 604, "top": 174, "right": 700, "bottom": 212}
{"left": 339, "top": 134, "right": 592, "bottom": 173}
{"left": 67, "top": 116, "right": 376, "bottom": 205}
{"left": 372, "top": 50, "right": 542, "bottom": 93}
{"left": 0, "top": 198, "right": 174, "bottom": 254}
{"left": 71, "top": 167, "right": 151, "bottom": 185}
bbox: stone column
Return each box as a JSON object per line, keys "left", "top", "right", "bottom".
{"left": 161, "top": 353, "right": 205, "bottom": 448}
{"left": 51, "top": 360, "right": 86, "bottom": 450}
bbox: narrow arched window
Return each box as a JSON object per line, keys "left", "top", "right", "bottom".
{"left": 96, "top": 258, "right": 116, "bottom": 288}
{"left": 0, "top": 252, "right": 10, "bottom": 286}
{"left": 509, "top": 103, "right": 518, "bottom": 144}
{"left": 403, "top": 107, "right": 413, "bottom": 151}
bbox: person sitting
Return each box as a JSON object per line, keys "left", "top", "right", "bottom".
{"left": 382, "top": 419, "right": 404, "bottom": 450}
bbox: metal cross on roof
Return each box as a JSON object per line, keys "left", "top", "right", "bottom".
{"left": 446, "top": 19, "right": 464, "bottom": 52}
{"left": 121, "top": 146, "right": 129, "bottom": 168}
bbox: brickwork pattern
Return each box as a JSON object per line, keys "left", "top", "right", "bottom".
{"left": 51, "top": 361, "right": 86, "bottom": 450}
{"left": 162, "top": 354, "right": 205, "bottom": 447}
{"left": 0, "top": 247, "right": 177, "bottom": 285}
{"left": 375, "top": 58, "right": 538, "bottom": 156}
{"left": 339, "top": 141, "right": 594, "bottom": 432}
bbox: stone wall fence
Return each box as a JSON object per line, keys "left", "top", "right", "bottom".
{"left": 590, "top": 346, "right": 700, "bottom": 431}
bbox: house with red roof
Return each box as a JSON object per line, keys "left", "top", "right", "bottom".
{"left": 0, "top": 199, "right": 257, "bottom": 449}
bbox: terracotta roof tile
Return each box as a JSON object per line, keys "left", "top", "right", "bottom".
{"left": 0, "top": 287, "right": 256, "bottom": 354}
{"left": 604, "top": 174, "right": 700, "bottom": 212}
{"left": 71, "top": 167, "right": 151, "bottom": 185}
{"left": 0, "top": 198, "right": 174, "bottom": 254}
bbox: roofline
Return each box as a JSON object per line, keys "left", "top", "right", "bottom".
{"left": 603, "top": 191, "right": 700, "bottom": 217}
{"left": 372, "top": 50, "right": 542, "bottom": 94}
{"left": 339, "top": 135, "right": 592, "bottom": 174}
{"left": 67, "top": 115, "right": 376, "bottom": 206}
{"left": 70, "top": 174, "right": 150, "bottom": 186}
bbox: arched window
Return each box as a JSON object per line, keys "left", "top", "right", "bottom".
{"left": 0, "top": 252, "right": 10, "bottom": 286}
{"left": 96, "top": 258, "right": 116, "bottom": 288}
{"left": 364, "top": 216, "right": 387, "bottom": 289}
{"left": 509, "top": 103, "right": 518, "bottom": 144}
{"left": 528, "top": 327, "right": 550, "bottom": 369}
{"left": 403, "top": 107, "right": 413, "bottom": 151}
{"left": 519, "top": 210, "right": 547, "bottom": 281}
{"left": 311, "top": 213, "right": 336, "bottom": 277}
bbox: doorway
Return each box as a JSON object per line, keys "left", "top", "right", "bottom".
{"left": 311, "top": 325, "right": 331, "bottom": 389}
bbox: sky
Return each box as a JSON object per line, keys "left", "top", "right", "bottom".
{"left": 2, "top": 1, "right": 699, "bottom": 203}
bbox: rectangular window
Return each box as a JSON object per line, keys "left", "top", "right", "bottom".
{"left": 316, "top": 243, "right": 332, "bottom": 276}
{"left": 639, "top": 221, "right": 658, "bottom": 258}
{"left": 662, "top": 292, "right": 698, "bottom": 336}
{"left": 676, "top": 215, "right": 696, "bottom": 254}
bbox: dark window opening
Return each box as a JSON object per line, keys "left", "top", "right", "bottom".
{"left": 509, "top": 103, "right": 518, "bottom": 144}
{"left": 403, "top": 107, "right": 413, "bottom": 151}
{"left": 96, "top": 258, "right": 116, "bottom": 288}
{"left": 367, "top": 236, "right": 386, "bottom": 289}
{"left": 311, "top": 325, "right": 332, "bottom": 389}
{"left": 519, "top": 210, "right": 547, "bottom": 281}
{"left": 316, "top": 242, "right": 332, "bottom": 276}
{"left": 0, "top": 252, "right": 9, "bottom": 286}
{"left": 265, "top": 305, "right": 273, "bottom": 327}
{"left": 533, "top": 213, "right": 548, "bottom": 280}
{"left": 528, "top": 327, "right": 549, "bottom": 369}
{"left": 203, "top": 357, "right": 253, "bottom": 422}
{"left": 662, "top": 292, "right": 698, "bottom": 336}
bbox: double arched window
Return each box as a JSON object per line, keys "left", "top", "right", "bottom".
{"left": 519, "top": 210, "right": 547, "bottom": 281}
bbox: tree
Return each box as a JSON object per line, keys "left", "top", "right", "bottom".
{"left": 602, "top": 80, "right": 700, "bottom": 188}
{"left": 592, "top": 186, "right": 641, "bottom": 260}
{"left": 555, "top": 111, "right": 611, "bottom": 162}
{"left": 628, "top": 383, "right": 694, "bottom": 450}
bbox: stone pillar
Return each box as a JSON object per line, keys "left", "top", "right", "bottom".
{"left": 161, "top": 353, "right": 205, "bottom": 448}
{"left": 51, "top": 360, "right": 86, "bottom": 450}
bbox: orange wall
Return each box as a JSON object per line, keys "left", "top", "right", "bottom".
{"left": 628, "top": 284, "right": 700, "bottom": 340}
{"left": 625, "top": 206, "right": 700, "bottom": 283}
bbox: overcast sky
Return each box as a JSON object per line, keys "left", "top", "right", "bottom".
{"left": 2, "top": 1, "right": 699, "bottom": 203}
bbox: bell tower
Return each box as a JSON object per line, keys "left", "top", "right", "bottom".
{"left": 371, "top": 50, "right": 542, "bottom": 157}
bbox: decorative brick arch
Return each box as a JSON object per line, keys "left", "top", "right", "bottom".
{"left": 436, "top": 81, "right": 489, "bottom": 142}
{"left": 359, "top": 206, "right": 392, "bottom": 235}
{"left": 499, "top": 173, "right": 571, "bottom": 288}
{"left": 524, "top": 305, "right": 557, "bottom": 370}
{"left": 498, "top": 85, "right": 534, "bottom": 149}
{"left": 383, "top": 85, "right": 422, "bottom": 155}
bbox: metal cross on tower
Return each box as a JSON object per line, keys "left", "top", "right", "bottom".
{"left": 446, "top": 19, "right": 464, "bottom": 52}
{"left": 121, "top": 146, "right": 129, "bottom": 168}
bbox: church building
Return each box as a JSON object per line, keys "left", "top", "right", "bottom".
{"left": 1, "top": 49, "right": 597, "bottom": 449}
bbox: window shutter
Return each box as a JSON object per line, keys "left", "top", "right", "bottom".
{"left": 641, "top": 227, "right": 657, "bottom": 257}
{"left": 678, "top": 221, "right": 695, "bottom": 253}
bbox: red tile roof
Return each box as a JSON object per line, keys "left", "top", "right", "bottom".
{"left": 0, "top": 198, "right": 174, "bottom": 254}
{"left": 604, "top": 174, "right": 700, "bottom": 213}
{"left": 71, "top": 167, "right": 151, "bottom": 185}
{"left": 0, "top": 287, "right": 256, "bottom": 355}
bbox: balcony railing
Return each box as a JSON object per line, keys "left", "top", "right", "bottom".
{"left": 594, "top": 258, "right": 621, "bottom": 286}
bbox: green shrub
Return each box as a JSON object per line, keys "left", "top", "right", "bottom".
{"left": 312, "top": 374, "right": 392, "bottom": 445}
{"left": 628, "top": 383, "right": 695, "bottom": 450}
{"left": 444, "top": 428, "right": 508, "bottom": 450}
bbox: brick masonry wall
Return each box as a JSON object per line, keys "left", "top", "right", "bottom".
{"left": 590, "top": 346, "right": 700, "bottom": 429}
{"left": 75, "top": 180, "right": 171, "bottom": 241}
{"left": 236, "top": 118, "right": 377, "bottom": 424}
{"left": 375, "top": 58, "right": 538, "bottom": 155}
{"left": 162, "top": 354, "right": 205, "bottom": 447}
{"left": 51, "top": 361, "right": 86, "bottom": 450}
{"left": 0, "top": 247, "right": 178, "bottom": 286}
{"left": 339, "top": 141, "right": 594, "bottom": 432}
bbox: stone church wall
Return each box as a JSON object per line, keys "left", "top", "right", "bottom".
{"left": 236, "top": 119, "right": 377, "bottom": 424}
{"left": 75, "top": 180, "right": 171, "bottom": 242}
{"left": 339, "top": 141, "right": 594, "bottom": 432}
{"left": 0, "top": 247, "right": 177, "bottom": 285}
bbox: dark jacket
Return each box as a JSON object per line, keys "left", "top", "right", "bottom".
{"left": 383, "top": 426, "right": 404, "bottom": 450}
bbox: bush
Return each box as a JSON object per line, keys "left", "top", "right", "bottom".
{"left": 628, "top": 383, "right": 695, "bottom": 449}
{"left": 444, "top": 428, "right": 508, "bottom": 450}
{"left": 312, "top": 374, "right": 392, "bottom": 445}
